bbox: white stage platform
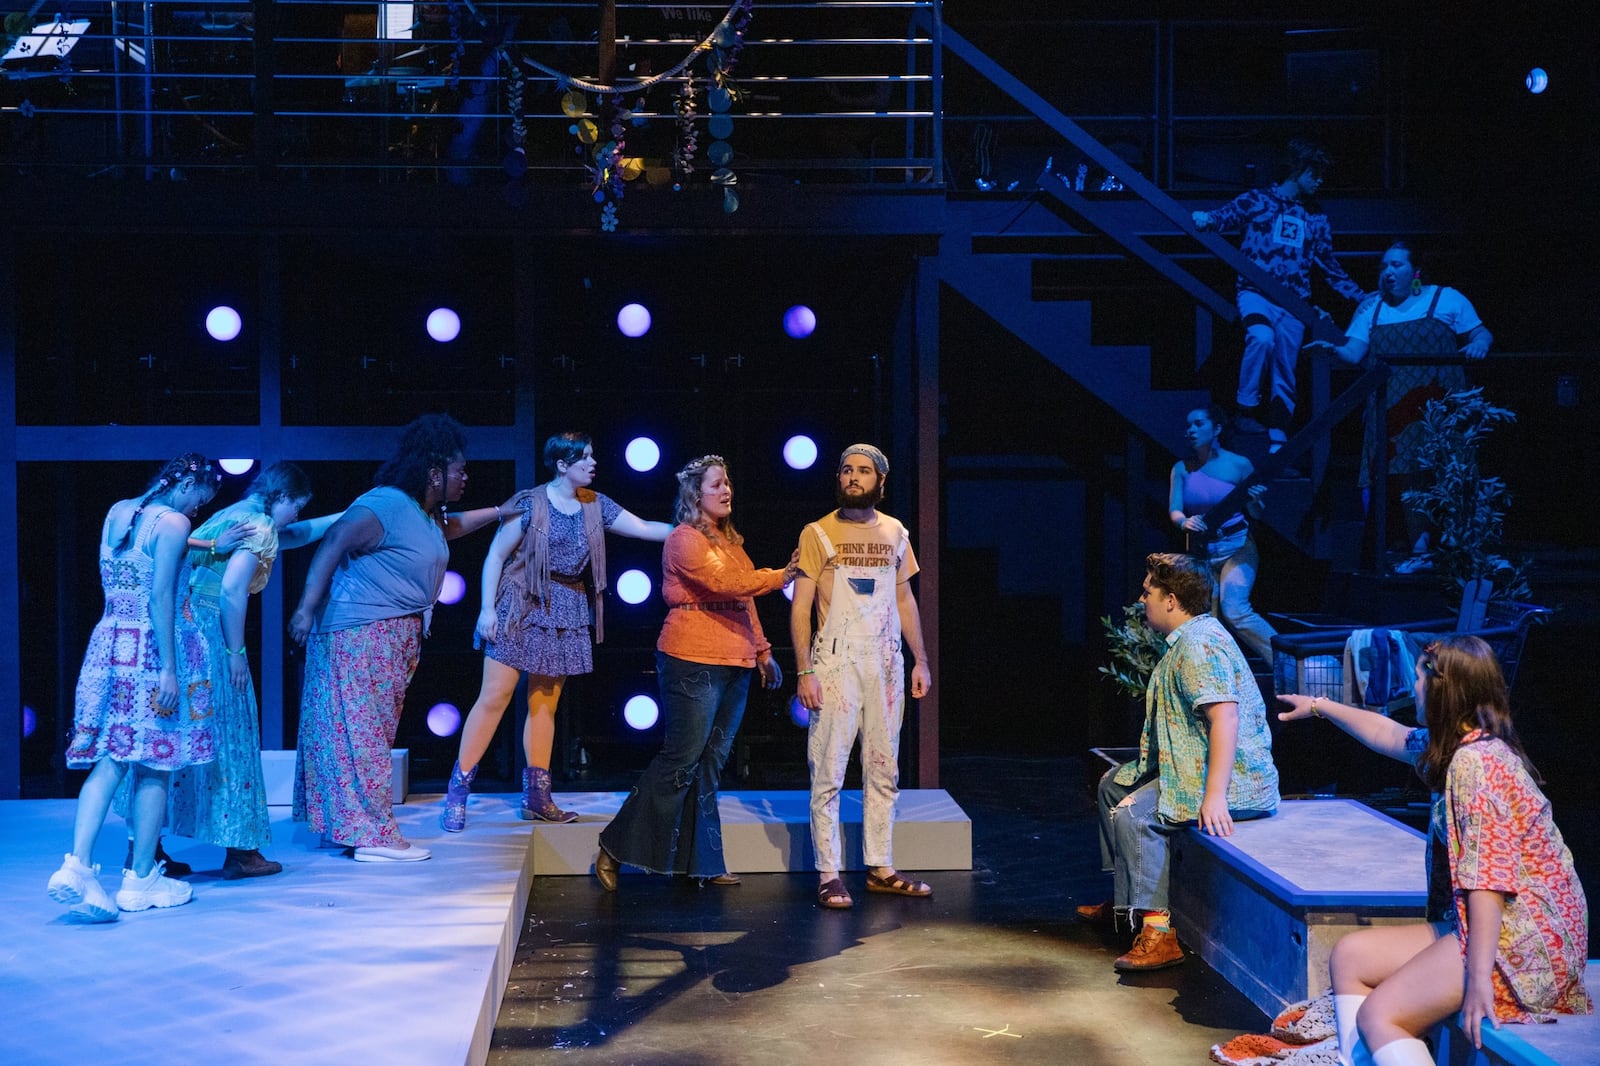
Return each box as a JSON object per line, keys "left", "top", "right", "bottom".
{"left": 1, "top": 787, "right": 970, "bottom": 1065}
{"left": 0, "top": 798, "right": 532, "bottom": 1066}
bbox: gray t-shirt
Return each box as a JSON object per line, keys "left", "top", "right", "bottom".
{"left": 315, "top": 485, "right": 448, "bottom": 633}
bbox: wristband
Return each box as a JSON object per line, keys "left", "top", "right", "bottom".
{"left": 1309, "top": 696, "right": 1323, "bottom": 718}
{"left": 223, "top": 645, "right": 247, "bottom": 656}
{"left": 797, "top": 669, "right": 815, "bottom": 676}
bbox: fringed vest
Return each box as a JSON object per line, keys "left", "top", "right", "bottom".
{"left": 500, "top": 486, "right": 609, "bottom": 643}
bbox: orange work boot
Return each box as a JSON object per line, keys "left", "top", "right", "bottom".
{"left": 1074, "top": 900, "right": 1116, "bottom": 925}
{"left": 1113, "top": 924, "right": 1184, "bottom": 971}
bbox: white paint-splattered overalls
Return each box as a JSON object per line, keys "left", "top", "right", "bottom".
{"left": 805, "top": 521, "right": 906, "bottom": 873}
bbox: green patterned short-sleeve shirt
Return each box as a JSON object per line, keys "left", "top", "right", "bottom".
{"left": 1113, "top": 614, "right": 1279, "bottom": 823}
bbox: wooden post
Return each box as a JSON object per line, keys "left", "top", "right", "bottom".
{"left": 598, "top": 0, "right": 617, "bottom": 86}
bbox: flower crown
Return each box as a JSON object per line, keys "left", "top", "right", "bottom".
{"left": 677, "top": 454, "right": 727, "bottom": 481}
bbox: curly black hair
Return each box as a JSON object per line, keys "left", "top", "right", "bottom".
{"left": 374, "top": 414, "right": 468, "bottom": 504}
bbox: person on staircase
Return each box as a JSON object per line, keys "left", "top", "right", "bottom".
{"left": 1168, "top": 404, "right": 1276, "bottom": 664}
{"left": 1278, "top": 636, "right": 1589, "bottom": 1066}
{"left": 442, "top": 432, "right": 672, "bottom": 832}
{"left": 1193, "top": 138, "right": 1367, "bottom": 457}
{"left": 1077, "top": 553, "right": 1279, "bottom": 970}
{"left": 1303, "top": 240, "right": 1493, "bottom": 573}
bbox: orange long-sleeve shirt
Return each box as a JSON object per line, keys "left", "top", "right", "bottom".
{"left": 656, "top": 524, "right": 786, "bottom": 667}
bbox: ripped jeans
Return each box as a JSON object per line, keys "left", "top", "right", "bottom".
{"left": 598, "top": 652, "right": 751, "bottom": 877}
{"left": 1095, "top": 763, "right": 1270, "bottom": 918}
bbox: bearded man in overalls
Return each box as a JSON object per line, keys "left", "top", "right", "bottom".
{"left": 791, "top": 445, "right": 933, "bottom": 911}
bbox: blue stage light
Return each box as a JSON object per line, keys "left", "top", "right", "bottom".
{"left": 783, "top": 304, "right": 816, "bottom": 339}
{"left": 616, "top": 569, "right": 653, "bottom": 605}
{"left": 783, "top": 434, "right": 818, "bottom": 470}
{"left": 427, "top": 702, "right": 462, "bottom": 737}
{"left": 426, "top": 307, "right": 461, "bottom": 342}
{"left": 625, "top": 437, "right": 661, "bottom": 472}
{"left": 219, "top": 458, "right": 256, "bottom": 476}
{"left": 22, "top": 704, "right": 36, "bottom": 738}
{"left": 437, "top": 570, "right": 466, "bottom": 605}
{"left": 206, "top": 306, "right": 242, "bottom": 342}
{"left": 617, "top": 303, "right": 652, "bottom": 338}
{"left": 624, "top": 695, "right": 659, "bottom": 730}
{"left": 1526, "top": 67, "right": 1549, "bottom": 94}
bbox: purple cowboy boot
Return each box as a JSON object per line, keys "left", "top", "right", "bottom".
{"left": 519, "top": 766, "right": 577, "bottom": 823}
{"left": 439, "top": 760, "right": 478, "bottom": 833}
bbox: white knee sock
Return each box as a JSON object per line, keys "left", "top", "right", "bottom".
{"left": 1333, "top": 994, "right": 1374, "bottom": 1066}
{"left": 1370, "top": 1037, "right": 1434, "bottom": 1066}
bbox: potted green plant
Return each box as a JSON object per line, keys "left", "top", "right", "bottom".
{"left": 1401, "top": 387, "right": 1531, "bottom": 606}
{"left": 1097, "top": 603, "right": 1167, "bottom": 697}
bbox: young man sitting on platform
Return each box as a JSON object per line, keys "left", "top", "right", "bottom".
{"left": 1078, "top": 553, "right": 1280, "bottom": 970}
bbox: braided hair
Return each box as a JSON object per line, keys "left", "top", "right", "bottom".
{"left": 118, "top": 452, "right": 221, "bottom": 550}
{"left": 673, "top": 453, "right": 742, "bottom": 547}
{"left": 373, "top": 414, "right": 468, "bottom": 506}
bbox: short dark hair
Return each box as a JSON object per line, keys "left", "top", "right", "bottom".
{"left": 1145, "top": 552, "right": 1214, "bottom": 617}
{"left": 543, "top": 432, "right": 593, "bottom": 476}
{"left": 1277, "top": 138, "right": 1332, "bottom": 182}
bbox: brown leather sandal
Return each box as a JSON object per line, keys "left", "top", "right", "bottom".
{"left": 816, "top": 877, "right": 853, "bottom": 909}
{"left": 865, "top": 871, "right": 932, "bottom": 897}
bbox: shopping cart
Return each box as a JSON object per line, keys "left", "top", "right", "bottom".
{"left": 1270, "top": 599, "right": 1551, "bottom": 704}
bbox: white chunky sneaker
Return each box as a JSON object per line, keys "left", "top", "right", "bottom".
{"left": 115, "top": 861, "right": 194, "bottom": 912}
{"left": 47, "top": 853, "right": 119, "bottom": 923}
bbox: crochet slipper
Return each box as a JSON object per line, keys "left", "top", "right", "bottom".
{"left": 817, "top": 878, "right": 853, "bottom": 909}
{"left": 1209, "top": 1033, "right": 1298, "bottom": 1066}
{"left": 1276, "top": 1038, "right": 1339, "bottom": 1066}
{"left": 1271, "top": 993, "right": 1336, "bottom": 1044}
{"left": 865, "top": 871, "right": 932, "bottom": 897}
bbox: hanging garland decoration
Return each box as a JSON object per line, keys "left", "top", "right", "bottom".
{"left": 672, "top": 76, "right": 699, "bottom": 186}
{"left": 515, "top": 0, "right": 753, "bottom": 231}
{"left": 704, "top": 1, "right": 754, "bottom": 214}
{"left": 503, "top": 59, "right": 527, "bottom": 177}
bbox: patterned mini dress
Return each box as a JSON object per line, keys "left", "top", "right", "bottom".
{"left": 67, "top": 506, "right": 217, "bottom": 771}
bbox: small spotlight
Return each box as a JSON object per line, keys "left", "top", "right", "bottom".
{"left": 624, "top": 694, "right": 659, "bottom": 730}
{"left": 437, "top": 570, "right": 467, "bottom": 605}
{"left": 788, "top": 696, "right": 809, "bottom": 728}
{"left": 783, "top": 305, "right": 816, "bottom": 339}
{"left": 427, "top": 702, "right": 462, "bottom": 737}
{"left": 1526, "top": 67, "right": 1549, "bottom": 94}
{"left": 782, "top": 582, "right": 794, "bottom": 601}
{"left": 206, "top": 306, "right": 242, "bottom": 342}
{"left": 625, "top": 437, "right": 661, "bottom": 472}
{"left": 617, "top": 303, "right": 652, "bottom": 338}
{"left": 219, "top": 458, "right": 256, "bottom": 476}
{"left": 783, "top": 435, "right": 818, "bottom": 470}
{"left": 22, "top": 704, "right": 37, "bottom": 738}
{"left": 616, "top": 569, "right": 653, "bottom": 605}
{"left": 427, "top": 307, "right": 461, "bottom": 343}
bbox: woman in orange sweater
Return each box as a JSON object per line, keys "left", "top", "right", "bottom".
{"left": 595, "top": 454, "right": 798, "bottom": 889}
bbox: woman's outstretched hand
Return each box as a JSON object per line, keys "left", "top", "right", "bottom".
{"left": 1276, "top": 693, "right": 1316, "bottom": 722}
